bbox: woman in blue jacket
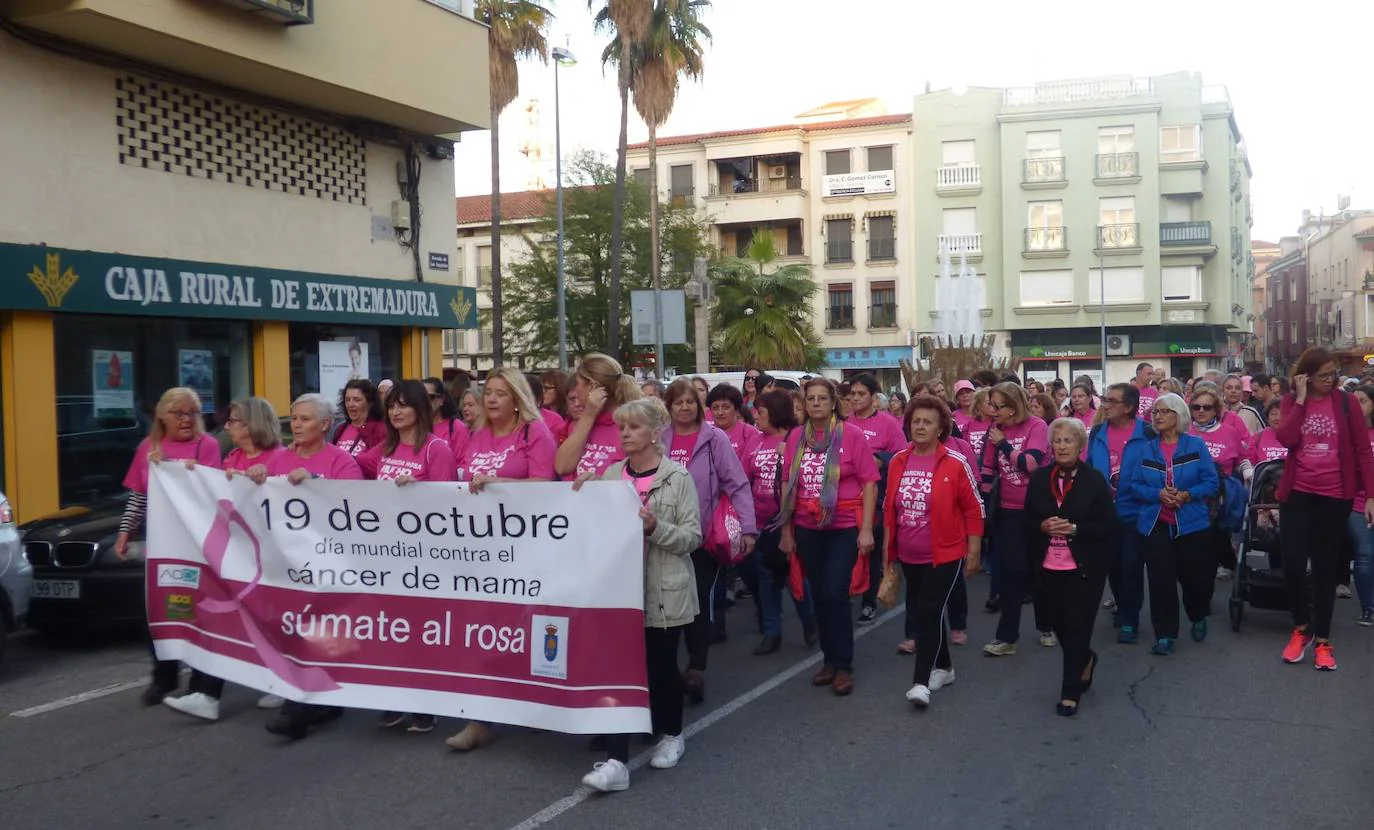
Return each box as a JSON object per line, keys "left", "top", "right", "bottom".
{"left": 1127, "top": 393, "right": 1220, "bottom": 655}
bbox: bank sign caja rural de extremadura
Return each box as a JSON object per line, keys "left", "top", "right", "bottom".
{"left": 0, "top": 243, "right": 477, "bottom": 329}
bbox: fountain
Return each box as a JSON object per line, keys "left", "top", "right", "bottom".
{"left": 901, "top": 240, "right": 1019, "bottom": 392}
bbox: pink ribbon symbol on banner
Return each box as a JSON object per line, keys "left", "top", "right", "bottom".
{"left": 200, "top": 499, "right": 341, "bottom": 693}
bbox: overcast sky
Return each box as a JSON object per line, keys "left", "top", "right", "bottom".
{"left": 454, "top": 0, "right": 1373, "bottom": 243}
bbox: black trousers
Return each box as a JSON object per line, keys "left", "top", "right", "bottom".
{"left": 608, "top": 626, "right": 684, "bottom": 762}
{"left": 1143, "top": 524, "right": 1215, "bottom": 640}
{"left": 685, "top": 548, "right": 721, "bottom": 671}
{"left": 1280, "top": 490, "right": 1350, "bottom": 639}
{"left": 1041, "top": 568, "right": 1105, "bottom": 701}
{"left": 861, "top": 522, "right": 885, "bottom": 606}
{"left": 900, "top": 560, "right": 960, "bottom": 686}
{"left": 994, "top": 510, "right": 1052, "bottom": 643}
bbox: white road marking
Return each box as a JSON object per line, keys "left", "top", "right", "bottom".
{"left": 7, "top": 678, "right": 148, "bottom": 718}
{"left": 505, "top": 606, "right": 904, "bottom": 830}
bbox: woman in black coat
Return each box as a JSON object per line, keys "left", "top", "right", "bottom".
{"left": 1024, "top": 417, "right": 1118, "bottom": 716}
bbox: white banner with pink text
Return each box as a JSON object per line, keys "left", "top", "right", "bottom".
{"left": 146, "top": 463, "right": 649, "bottom": 734}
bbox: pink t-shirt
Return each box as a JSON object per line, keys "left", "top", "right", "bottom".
{"left": 952, "top": 409, "right": 974, "bottom": 436}
{"left": 1292, "top": 395, "right": 1343, "bottom": 497}
{"left": 1106, "top": 422, "right": 1133, "bottom": 494}
{"left": 850, "top": 410, "right": 906, "bottom": 454}
{"left": 894, "top": 451, "right": 939, "bottom": 565}
{"left": 1353, "top": 434, "right": 1374, "bottom": 509}
{"left": 434, "top": 419, "right": 471, "bottom": 462}
{"left": 668, "top": 430, "right": 697, "bottom": 467}
{"left": 1250, "top": 427, "right": 1288, "bottom": 465}
{"left": 1159, "top": 440, "right": 1178, "bottom": 525}
{"left": 122, "top": 435, "right": 222, "bottom": 493}
{"left": 359, "top": 435, "right": 457, "bottom": 482}
{"left": 540, "top": 408, "right": 568, "bottom": 444}
{"left": 784, "top": 425, "right": 880, "bottom": 531}
{"left": 965, "top": 420, "right": 992, "bottom": 459}
{"left": 576, "top": 412, "right": 626, "bottom": 478}
{"left": 716, "top": 419, "right": 760, "bottom": 460}
{"left": 1042, "top": 470, "right": 1077, "bottom": 570}
{"left": 333, "top": 420, "right": 385, "bottom": 458}
{"left": 223, "top": 445, "right": 287, "bottom": 473}
{"left": 1191, "top": 423, "right": 1245, "bottom": 477}
{"left": 945, "top": 435, "right": 974, "bottom": 461}
{"left": 622, "top": 464, "right": 654, "bottom": 503}
{"left": 269, "top": 444, "right": 364, "bottom": 480}
{"left": 1136, "top": 386, "right": 1159, "bottom": 421}
{"left": 460, "top": 421, "right": 557, "bottom": 481}
{"left": 1071, "top": 409, "right": 1096, "bottom": 431}
{"left": 743, "top": 432, "right": 786, "bottom": 527}
{"left": 991, "top": 417, "right": 1049, "bottom": 511}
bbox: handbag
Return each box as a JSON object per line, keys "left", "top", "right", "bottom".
{"left": 876, "top": 563, "right": 902, "bottom": 608}
{"left": 704, "top": 432, "right": 747, "bottom": 565}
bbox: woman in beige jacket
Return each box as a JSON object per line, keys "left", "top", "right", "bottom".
{"left": 577, "top": 398, "right": 701, "bottom": 794}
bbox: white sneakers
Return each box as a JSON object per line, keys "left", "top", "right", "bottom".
{"left": 928, "top": 668, "right": 956, "bottom": 691}
{"left": 163, "top": 692, "right": 220, "bottom": 722}
{"left": 582, "top": 759, "right": 630, "bottom": 792}
{"left": 257, "top": 694, "right": 285, "bottom": 709}
{"left": 905, "top": 684, "right": 931, "bottom": 708}
{"left": 582, "top": 734, "right": 686, "bottom": 793}
{"left": 649, "top": 734, "right": 685, "bottom": 769}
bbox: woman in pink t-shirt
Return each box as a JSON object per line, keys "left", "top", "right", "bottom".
{"left": 964, "top": 389, "right": 995, "bottom": 458}
{"left": 332, "top": 379, "right": 386, "bottom": 458}
{"left": 1345, "top": 385, "right": 1374, "bottom": 626}
{"left": 705, "top": 383, "right": 761, "bottom": 461}
{"left": 1276, "top": 348, "right": 1374, "bottom": 671}
{"left": 260, "top": 392, "right": 361, "bottom": 741}
{"left": 537, "top": 369, "right": 571, "bottom": 444}
{"left": 114, "top": 387, "right": 222, "bottom": 710}
{"left": 554, "top": 353, "right": 642, "bottom": 479}
{"left": 1068, "top": 384, "right": 1097, "bottom": 431}
{"left": 1188, "top": 385, "right": 1252, "bottom": 584}
{"left": 952, "top": 380, "right": 977, "bottom": 435}
{"left": 778, "top": 378, "right": 879, "bottom": 696}
{"left": 981, "top": 382, "right": 1051, "bottom": 656}
{"left": 1249, "top": 400, "right": 1288, "bottom": 466}
{"left": 425, "top": 377, "right": 470, "bottom": 461}
{"left": 221, "top": 397, "right": 286, "bottom": 480}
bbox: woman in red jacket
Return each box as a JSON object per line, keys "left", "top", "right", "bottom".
{"left": 883, "top": 395, "right": 984, "bottom": 709}
{"left": 1275, "top": 348, "right": 1374, "bottom": 671}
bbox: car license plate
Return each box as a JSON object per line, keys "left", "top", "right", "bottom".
{"left": 31, "top": 579, "right": 80, "bottom": 599}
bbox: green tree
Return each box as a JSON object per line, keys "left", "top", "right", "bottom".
{"left": 502, "top": 151, "right": 710, "bottom": 367}
{"left": 476, "top": 0, "right": 553, "bottom": 365}
{"left": 710, "top": 231, "right": 825, "bottom": 369}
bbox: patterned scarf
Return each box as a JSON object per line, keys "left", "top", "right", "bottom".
{"left": 780, "top": 416, "right": 844, "bottom": 529}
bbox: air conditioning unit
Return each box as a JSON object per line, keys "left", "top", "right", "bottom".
{"left": 1106, "top": 334, "right": 1133, "bottom": 357}
{"left": 768, "top": 165, "right": 788, "bottom": 179}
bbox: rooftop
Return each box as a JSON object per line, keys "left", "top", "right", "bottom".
{"left": 626, "top": 113, "right": 911, "bottom": 151}
{"left": 456, "top": 187, "right": 593, "bottom": 225}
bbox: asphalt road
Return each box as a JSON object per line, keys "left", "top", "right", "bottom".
{"left": 2, "top": 578, "right": 1371, "bottom": 830}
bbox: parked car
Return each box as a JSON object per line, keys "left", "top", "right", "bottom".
{"left": 1, "top": 491, "right": 32, "bottom": 666}
{"left": 20, "top": 494, "right": 146, "bottom": 635}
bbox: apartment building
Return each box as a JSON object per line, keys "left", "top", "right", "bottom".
{"left": 1247, "top": 239, "right": 1282, "bottom": 368}
{"left": 913, "top": 73, "right": 1253, "bottom": 385}
{"left": 1301, "top": 210, "right": 1374, "bottom": 373}
{"left": 624, "top": 100, "right": 915, "bottom": 390}
{"left": 0, "top": 0, "right": 486, "bottom": 521}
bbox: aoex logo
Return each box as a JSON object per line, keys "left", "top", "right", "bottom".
{"left": 157, "top": 565, "right": 202, "bottom": 590}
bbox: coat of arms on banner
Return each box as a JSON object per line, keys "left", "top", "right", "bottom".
{"left": 530, "top": 614, "right": 570, "bottom": 680}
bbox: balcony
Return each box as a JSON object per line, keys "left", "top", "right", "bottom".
{"left": 2, "top": 0, "right": 489, "bottom": 135}
{"left": 1004, "top": 75, "right": 1153, "bottom": 107}
{"left": 937, "top": 233, "right": 983, "bottom": 261}
{"left": 869, "top": 305, "right": 898, "bottom": 329}
{"left": 1022, "top": 157, "right": 1065, "bottom": 188}
{"left": 868, "top": 238, "right": 897, "bottom": 261}
{"left": 936, "top": 164, "right": 981, "bottom": 195}
{"left": 1024, "top": 227, "right": 1067, "bottom": 257}
{"left": 826, "top": 241, "right": 854, "bottom": 264}
{"left": 703, "top": 159, "right": 806, "bottom": 223}
{"left": 669, "top": 187, "right": 696, "bottom": 208}
{"left": 1095, "top": 152, "right": 1140, "bottom": 182}
{"left": 1096, "top": 223, "right": 1141, "bottom": 254}
{"left": 1160, "top": 220, "right": 1213, "bottom": 246}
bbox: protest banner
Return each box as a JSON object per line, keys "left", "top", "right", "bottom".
{"left": 146, "top": 463, "right": 650, "bottom": 734}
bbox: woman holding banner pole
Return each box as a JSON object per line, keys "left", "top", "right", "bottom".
{"left": 260, "top": 393, "right": 364, "bottom": 740}
{"left": 358, "top": 379, "right": 458, "bottom": 734}
{"left": 578, "top": 398, "right": 701, "bottom": 793}
{"left": 445, "top": 368, "right": 558, "bottom": 752}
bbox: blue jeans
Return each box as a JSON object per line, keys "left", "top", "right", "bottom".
{"left": 753, "top": 530, "right": 816, "bottom": 638}
{"left": 796, "top": 526, "right": 859, "bottom": 672}
{"left": 1346, "top": 512, "right": 1374, "bottom": 613}
{"left": 1108, "top": 524, "right": 1146, "bottom": 628}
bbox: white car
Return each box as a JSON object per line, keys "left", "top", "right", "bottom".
{"left": 0, "top": 491, "right": 32, "bottom": 668}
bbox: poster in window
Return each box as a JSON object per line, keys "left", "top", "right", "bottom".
{"left": 178, "top": 349, "right": 216, "bottom": 413}
{"left": 92, "top": 349, "right": 135, "bottom": 418}
{"left": 319, "top": 339, "right": 368, "bottom": 405}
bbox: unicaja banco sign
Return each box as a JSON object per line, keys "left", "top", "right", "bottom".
{"left": 1028, "top": 346, "right": 1090, "bottom": 359}
{"left": 2, "top": 243, "right": 477, "bottom": 328}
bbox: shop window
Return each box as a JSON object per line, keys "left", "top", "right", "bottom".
{"left": 53, "top": 315, "right": 253, "bottom": 506}
{"left": 288, "top": 324, "right": 403, "bottom": 405}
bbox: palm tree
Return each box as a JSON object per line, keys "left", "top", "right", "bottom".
{"left": 477, "top": 0, "right": 553, "bottom": 365}
{"left": 711, "top": 231, "right": 823, "bottom": 369}
{"left": 631, "top": 0, "right": 710, "bottom": 374}
{"left": 590, "top": 0, "right": 651, "bottom": 361}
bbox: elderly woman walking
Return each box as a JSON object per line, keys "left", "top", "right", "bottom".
{"left": 1025, "top": 419, "right": 1116, "bottom": 715}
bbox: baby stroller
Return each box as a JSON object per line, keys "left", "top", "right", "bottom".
{"left": 1230, "top": 458, "right": 1304, "bottom": 631}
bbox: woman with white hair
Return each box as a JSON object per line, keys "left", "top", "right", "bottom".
{"left": 1126, "top": 393, "right": 1220, "bottom": 656}
{"left": 578, "top": 398, "right": 701, "bottom": 793}
{"left": 1024, "top": 418, "right": 1116, "bottom": 716}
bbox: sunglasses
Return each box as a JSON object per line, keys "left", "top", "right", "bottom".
{"left": 1191, "top": 403, "right": 1215, "bottom": 412}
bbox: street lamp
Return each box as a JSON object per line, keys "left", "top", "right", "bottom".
{"left": 552, "top": 45, "right": 576, "bottom": 371}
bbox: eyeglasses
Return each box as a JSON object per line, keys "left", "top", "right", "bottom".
{"left": 1190, "top": 403, "right": 1215, "bottom": 412}
{"left": 1315, "top": 371, "right": 1339, "bottom": 380}
{"left": 224, "top": 417, "right": 244, "bottom": 426}
{"left": 989, "top": 402, "right": 1009, "bottom": 410}
{"left": 1150, "top": 409, "right": 1175, "bottom": 417}
{"left": 428, "top": 393, "right": 442, "bottom": 400}
{"left": 168, "top": 410, "right": 199, "bottom": 421}
{"left": 1104, "top": 397, "right": 1126, "bottom": 406}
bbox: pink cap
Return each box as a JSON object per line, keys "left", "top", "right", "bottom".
{"left": 1240, "top": 375, "right": 1252, "bottom": 392}
{"left": 953, "top": 380, "right": 976, "bottom": 394}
